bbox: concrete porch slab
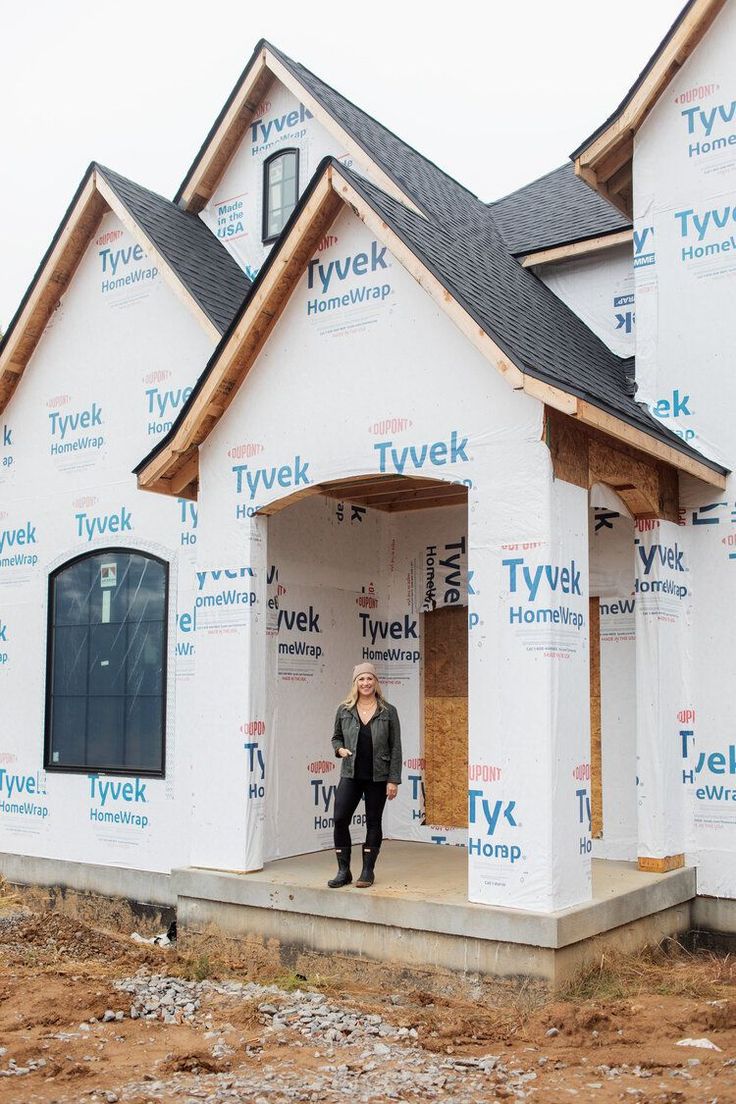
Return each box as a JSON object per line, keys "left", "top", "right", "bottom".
{"left": 173, "top": 842, "right": 696, "bottom": 984}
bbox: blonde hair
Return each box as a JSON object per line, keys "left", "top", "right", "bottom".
{"left": 342, "top": 675, "right": 387, "bottom": 711}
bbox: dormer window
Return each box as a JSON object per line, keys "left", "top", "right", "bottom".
{"left": 262, "top": 149, "right": 299, "bottom": 242}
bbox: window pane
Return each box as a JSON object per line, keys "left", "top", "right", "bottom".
{"left": 88, "top": 622, "right": 128, "bottom": 696}
{"left": 52, "top": 625, "right": 89, "bottom": 696}
{"left": 47, "top": 551, "right": 167, "bottom": 774}
{"left": 125, "top": 697, "right": 162, "bottom": 772}
{"left": 265, "top": 152, "right": 298, "bottom": 239}
{"left": 126, "top": 620, "right": 164, "bottom": 696}
{"left": 49, "top": 697, "right": 87, "bottom": 766}
{"left": 88, "top": 696, "right": 126, "bottom": 769}
{"left": 55, "top": 559, "right": 93, "bottom": 626}
{"left": 127, "top": 557, "right": 166, "bottom": 622}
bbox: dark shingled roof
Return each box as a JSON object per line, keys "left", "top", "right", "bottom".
{"left": 97, "top": 165, "right": 250, "bottom": 334}
{"left": 337, "top": 164, "right": 719, "bottom": 470}
{"left": 141, "top": 156, "right": 725, "bottom": 479}
{"left": 176, "top": 38, "right": 478, "bottom": 223}
{"left": 156, "top": 41, "right": 724, "bottom": 479}
{"left": 488, "top": 163, "right": 631, "bottom": 256}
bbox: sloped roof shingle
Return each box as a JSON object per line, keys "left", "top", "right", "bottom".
{"left": 488, "top": 163, "right": 631, "bottom": 256}
{"left": 98, "top": 165, "right": 250, "bottom": 334}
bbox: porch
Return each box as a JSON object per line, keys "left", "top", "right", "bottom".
{"left": 174, "top": 842, "right": 695, "bottom": 987}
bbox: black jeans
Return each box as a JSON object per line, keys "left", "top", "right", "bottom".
{"left": 333, "top": 778, "right": 388, "bottom": 850}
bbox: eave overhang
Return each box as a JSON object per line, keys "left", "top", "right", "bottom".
{"left": 572, "top": 0, "right": 726, "bottom": 217}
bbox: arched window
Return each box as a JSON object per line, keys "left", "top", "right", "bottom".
{"left": 45, "top": 549, "right": 168, "bottom": 775}
{"left": 262, "top": 148, "right": 299, "bottom": 242}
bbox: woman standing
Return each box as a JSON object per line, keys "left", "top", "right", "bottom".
{"left": 328, "top": 662, "right": 402, "bottom": 888}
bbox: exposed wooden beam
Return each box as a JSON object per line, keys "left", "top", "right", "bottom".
{"left": 521, "top": 229, "right": 632, "bottom": 269}
{"left": 179, "top": 52, "right": 274, "bottom": 213}
{"left": 577, "top": 400, "right": 726, "bottom": 490}
{"left": 574, "top": 0, "right": 726, "bottom": 210}
{"left": 0, "top": 178, "right": 108, "bottom": 413}
{"left": 169, "top": 452, "right": 200, "bottom": 495}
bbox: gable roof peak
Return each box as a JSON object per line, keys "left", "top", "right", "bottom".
{"left": 174, "top": 36, "right": 479, "bottom": 220}
{"left": 0, "top": 161, "right": 250, "bottom": 414}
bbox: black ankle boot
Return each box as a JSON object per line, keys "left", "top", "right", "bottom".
{"left": 355, "top": 845, "right": 378, "bottom": 888}
{"left": 327, "top": 847, "right": 352, "bottom": 888}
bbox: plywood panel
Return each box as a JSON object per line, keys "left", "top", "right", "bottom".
{"left": 590, "top": 596, "right": 603, "bottom": 839}
{"left": 424, "top": 697, "right": 468, "bottom": 827}
{"left": 423, "top": 605, "right": 468, "bottom": 828}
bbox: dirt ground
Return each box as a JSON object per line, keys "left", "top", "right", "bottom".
{"left": 1, "top": 890, "right": 736, "bottom": 1103}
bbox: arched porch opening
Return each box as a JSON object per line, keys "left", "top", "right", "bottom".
{"left": 256, "top": 472, "right": 469, "bottom": 865}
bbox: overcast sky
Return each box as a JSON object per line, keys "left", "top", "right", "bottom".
{"left": 0, "top": 0, "right": 685, "bottom": 329}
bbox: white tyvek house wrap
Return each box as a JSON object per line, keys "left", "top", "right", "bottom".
{"left": 634, "top": 520, "right": 692, "bottom": 861}
{"left": 537, "top": 244, "right": 635, "bottom": 357}
{"left": 589, "top": 507, "right": 637, "bottom": 861}
{"left": 634, "top": 0, "right": 736, "bottom": 464}
{"left": 0, "top": 211, "right": 215, "bottom": 873}
{"left": 199, "top": 78, "right": 364, "bottom": 281}
{"left": 633, "top": 1, "right": 736, "bottom": 890}
{"left": 194, "top": 206, "right": 592, "bottom": 909}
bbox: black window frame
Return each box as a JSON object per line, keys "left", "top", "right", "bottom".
{"left": 44, "top": 546, "right": 169, "bottom": 778}
{"left": 262, "top": 148, "right": 300, "bottom": 244}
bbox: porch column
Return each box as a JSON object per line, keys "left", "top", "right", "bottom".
{"left": 635, "top": 519, "right": 689, "bottom": 871}
{"left": 189, "top": 513, "right": 269, "bottom": 872}
{"left": 467, "top": 448, "right": 592, "bottom": 911}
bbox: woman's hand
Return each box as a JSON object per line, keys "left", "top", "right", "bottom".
{"left": 386, "top": 783, "right": 398, "bottom": 800}
{"left": 338, "top": 747, "right": 352, "bottom": 758}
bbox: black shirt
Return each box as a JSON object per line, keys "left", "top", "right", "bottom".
{"left": 353, "top": 716, "right": 374, "bottom": 781}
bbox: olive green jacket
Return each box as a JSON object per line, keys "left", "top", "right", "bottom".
{"left": 331, "top": 702, "right": 402, "bottom": 784}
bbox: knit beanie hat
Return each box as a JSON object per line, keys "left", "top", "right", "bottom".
{"left": 352, "top": 661, "right": 378, "bottom": 682}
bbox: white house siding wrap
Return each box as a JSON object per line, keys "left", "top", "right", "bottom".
{"left": 538, "top": 244, "right": 635, "bottom": 357}
{"left": 634, "top": 0, "right": 736, "bottom": 890}
{"left": 0, "top": 211, "right": 215, "bottom": 874}
{"left": 194, "top": 209, "right": 592, "bottom": 910}
{"left": 199, "top": 78, "right": 364, "bottom": 281}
